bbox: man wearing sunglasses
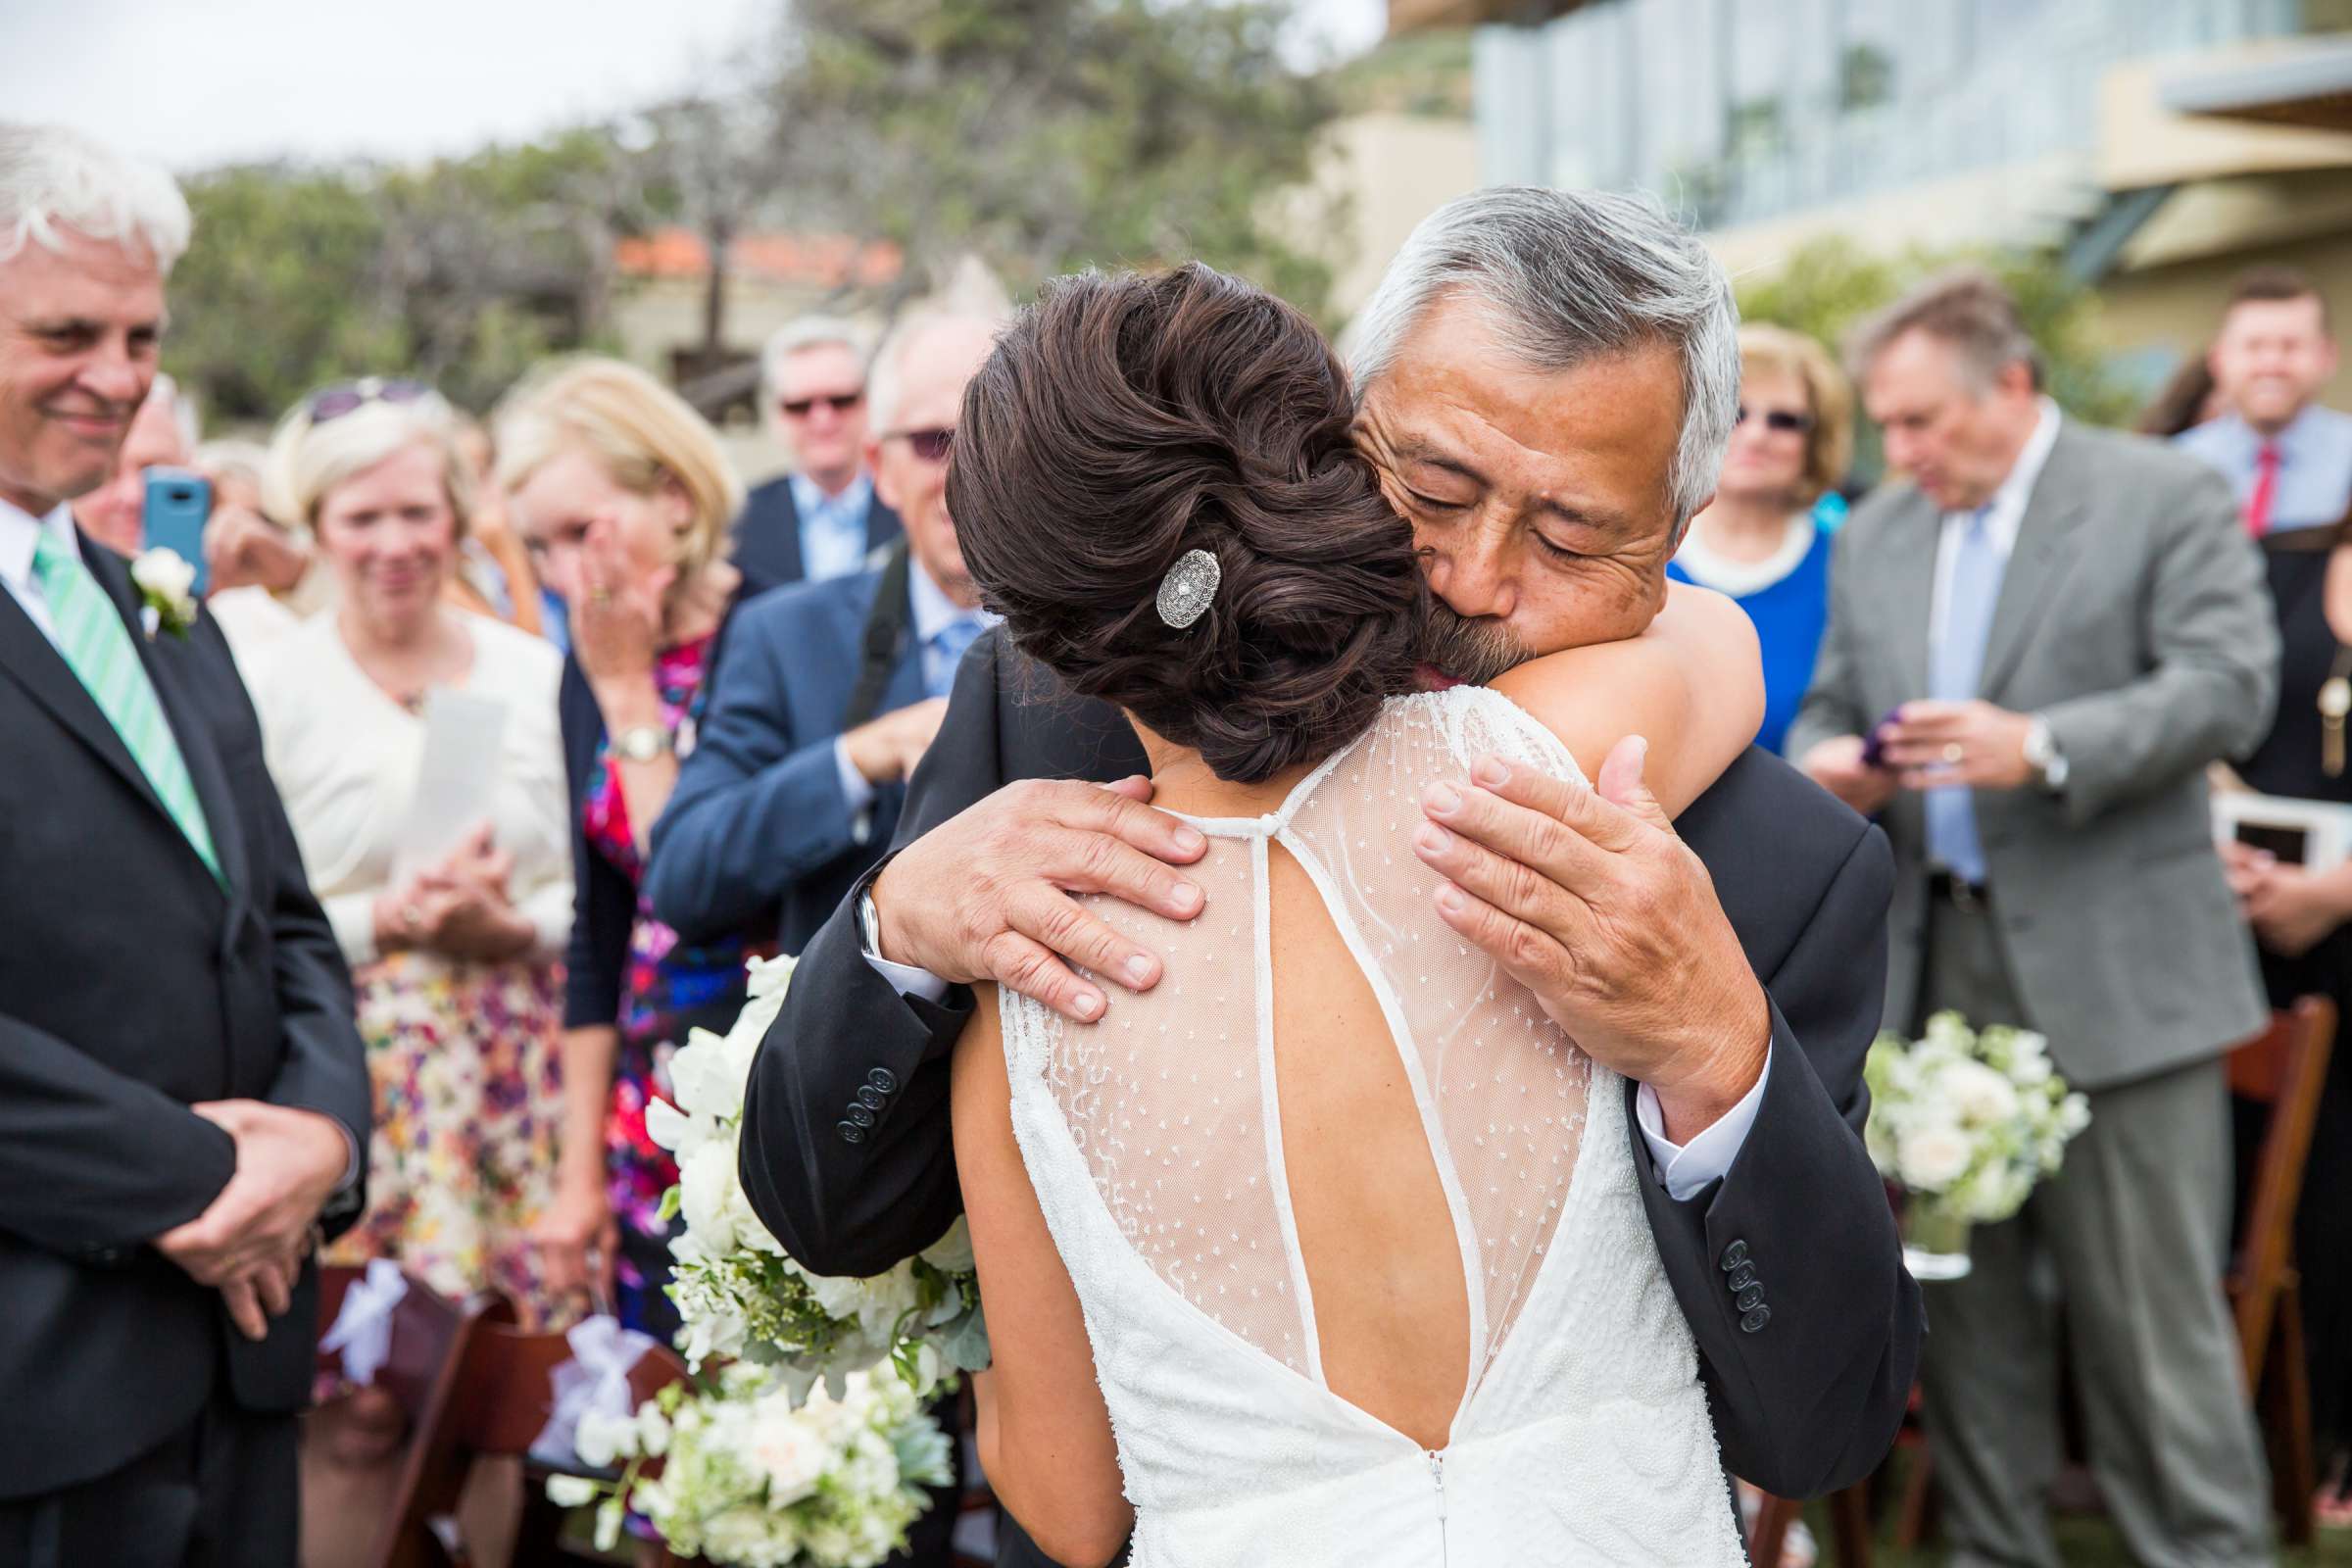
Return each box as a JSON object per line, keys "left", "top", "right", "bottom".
{"left": 734, "top": 316, "right": 906, "bottom": 588}
{"left": 650, "top": 309, "right": 1001, "bottom": 963}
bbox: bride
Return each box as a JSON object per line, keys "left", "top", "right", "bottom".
{"left": 943, "top": 264, "right": 1763, "bottom": 1567}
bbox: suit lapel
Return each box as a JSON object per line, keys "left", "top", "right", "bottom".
{"left": 1882, "top": 491, "right": 1941, "bottom": 704}
{"left": 1979, "top": 427, "right": 2091, "bottom": 701}
{"left": 0, "top": 553, "right": 173, "bottom": 824}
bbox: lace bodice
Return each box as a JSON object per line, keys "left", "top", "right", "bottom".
{"left": 1000, "top": 687, "right": 1745, "bottom": 1566}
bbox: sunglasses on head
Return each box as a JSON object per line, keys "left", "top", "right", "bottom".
{"left": 887, "top": 426, "right": 955, "bottom": 463}
{"left": 307, "top": 376, "right": 433, "bottom": 423}
{"left": 781, "top": 391, "right": 864, "bottom": 417}
{"left": 1737, "top": 405, "right": 1814, "bottom": 434}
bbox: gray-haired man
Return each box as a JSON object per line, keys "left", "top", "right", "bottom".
{"left": 735, "top": 314, "right": 905, "bottom": 587}
{"left": 734, "top": 187, "right": 1922, "bottom": 1564}
{"left": 1791, "top": 268, "right": 2278, "bottom": 1568}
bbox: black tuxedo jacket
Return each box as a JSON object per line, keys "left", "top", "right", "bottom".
{"left": 739, "top": 629, "right": 1921, "bottom": 1514}
{"left": 0, "top": 529, "right": 370, "bottom": 1499}
{"left": 732, "top": 472, "right": 903, "bottom": 587}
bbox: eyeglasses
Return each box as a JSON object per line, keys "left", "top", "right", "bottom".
{"left": 307, "top": 376, "right": 433, "bottom": 423}
{"left": 885, "top": 426, "right": 955, "bottom": 463}
{"left": 1736, "top": 405, "right": 1815, "bottom": 435}
{"left": 780, "top": 391, "right": 864, "bottom": 417}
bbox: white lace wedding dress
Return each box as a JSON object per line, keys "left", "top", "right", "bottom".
{"left": 999, "top": 686, "right": 1748, "bottom": 1567}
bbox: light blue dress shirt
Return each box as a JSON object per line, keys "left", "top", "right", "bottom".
{"left": 790, "top": 471, "right": 878, "bottom": 582}
{"left": 2175, "top": 405, "right": 2352, "bottom": 534}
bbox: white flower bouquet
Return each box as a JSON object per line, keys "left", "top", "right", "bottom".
{"left": 552, "top": 1363, "right": 955, "bottom": 1567}
{"left": 644, "top": 953, "right": 989, "bottom": 1396}
{"left": 1863, "top": 1010, "right": 2091, "bottom": 1277}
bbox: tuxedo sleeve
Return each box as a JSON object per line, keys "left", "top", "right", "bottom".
{"left": 0, "top": 1010, "right": 238, "bottom": 1254}
{"left": 737, "top": 634, "right": 1004, "bottom": 1276}
{"left": 647, "top": 605, "right": 863, "bottom": 944}
{"left": 1631, "top": 818, "right": 1922, "bottom": 1497}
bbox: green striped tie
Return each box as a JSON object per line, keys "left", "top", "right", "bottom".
{"left": 31, "top": 530, "right": 222, "bottom": 882}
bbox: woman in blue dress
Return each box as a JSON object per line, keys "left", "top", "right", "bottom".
{"left": 1669, "top": 324, "right": 1854, "bottom": 757}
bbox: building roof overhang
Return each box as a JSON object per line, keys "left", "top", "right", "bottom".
{"left": 1386, "top": 0, "right": 1591, "bottom": 36}
{"left": 2163, "top": 38, "right": 2352, "bottom": 133}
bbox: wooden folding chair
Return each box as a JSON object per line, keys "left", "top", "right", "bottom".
{"left": 305, "top": 1265, "right": 504, "bottom": 1568}
{"left": 2225, "top": 995, "right": 2336, "bottom": 1547}
{"left": 376, "top": 1309, "right": 696, "bottom": 1568}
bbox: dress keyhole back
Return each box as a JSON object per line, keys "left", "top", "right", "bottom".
{"left": 1264, "top": 836, "right": 1469, "bottom": 1451}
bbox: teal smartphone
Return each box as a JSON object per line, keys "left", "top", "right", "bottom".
{"left": 141, "top": 466, "right": 212, "bottom": 594}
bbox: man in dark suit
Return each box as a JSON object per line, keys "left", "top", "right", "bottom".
{"left": 733, "top": 315, "right": 904, "bottom": 587}
{"left": 741, "top": 189, "right": 1921, "bottom": 1565}
{"left": 650, "top": 312, "right": 999, "bottom": 960}
{"left": 0, "top": 125, "right": 371, "bottom": 1567}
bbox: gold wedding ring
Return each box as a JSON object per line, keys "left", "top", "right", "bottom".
{"left": 1942, "top": 743, "right": 1965, "bottom": 764}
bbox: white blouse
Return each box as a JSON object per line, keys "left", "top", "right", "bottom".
{"left": 245, "top": 609, "right": 573, "bottom": 971}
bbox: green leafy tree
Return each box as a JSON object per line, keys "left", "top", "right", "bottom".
{"left": 1736, "top": 237, "right": 2139, "bottom": 479}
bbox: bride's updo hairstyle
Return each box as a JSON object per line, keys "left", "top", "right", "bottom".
{"left": 948, "top": 264, "right": 1427, "bottom": 784}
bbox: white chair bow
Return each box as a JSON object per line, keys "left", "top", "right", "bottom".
{"left": 318, "top": 1258, "right": 410, "bottom": 1387}
{"left": 529, "top": 1313, "right": 658, "bottom": 1468}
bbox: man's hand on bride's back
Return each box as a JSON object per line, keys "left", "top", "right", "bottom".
{"left": 869, "top": 777, "right": 1211, "bottom": 1023}
{"left": 1410, "top": 737, "right": 1771, "bottom": 1145}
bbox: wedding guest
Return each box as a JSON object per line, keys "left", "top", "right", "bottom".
{"left": 69, "top": 369, "right": 193, "bottom": 555}
{"left": 1669, "top": 324, "right": 1852, "bottom": 756}
{"left": 496, "top": 357, "right": 767, "bottom": 1336}
{"left": 0, "top": 121, "right": 368, "bottom": 1568}
{"left": 2178, "top": 267, "right": 2352, "bottom": 536}
{"left": 647, "top": 311, "right": 998, "bottom": 956}
{"left": 244, "top": 381, "right": 574, "bottom": 1326}
{"left": 734, "top": 316, "right": 903, "bottom": 586}
{"left": 450, "top": 409, "right": 543, "bottom": 637}
{"left": 1791, "top": 267, "right": 2278, "bottom": 1568}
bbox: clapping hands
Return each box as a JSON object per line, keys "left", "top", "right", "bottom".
{"left": 371, "top": 823, "right": 534, "bottom": 963}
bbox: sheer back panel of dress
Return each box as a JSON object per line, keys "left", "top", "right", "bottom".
{"left": 1040, "top": 690, "right": 1593, "bottom": 1409}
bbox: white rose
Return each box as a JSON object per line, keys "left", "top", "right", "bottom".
{"left": 919, "top": 1215, "right": 976, "bottom": 1276}
{"left": 637, "top": 1404, "right": 672, "bottom": 1459}
{"left": 749, "top": 1413, "right": 830, "bottom": 1506}
{"left": 1897, "top": 1124, "right": 1973, "bottom": 1191}
{"left": 546, "top": 1473, "right": 600, "bottom": 1507}
{"left": 745, "top": 952, "right": 798, "bottom": 1001}
{"left": 573, "top": 1408, "right": 639, "bottom": 1467}
{"left": 1944, "top": 1059, "right": 2020, "bottom": 1128}
{"left": 670, "top": 1029, "right": 746, "bottom": 1121}
{"left": 643, "top": 1095, "right": 695, "bottom": 1154}
{"left": 132, "top": 547, "right": 198, "bottom": 605}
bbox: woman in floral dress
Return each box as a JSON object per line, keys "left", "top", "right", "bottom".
{"left": 245, "top": 382, "right": 573, "bottom": 1323}
{"left": 498, "top": 358, "right": 773, "bottom": 1337}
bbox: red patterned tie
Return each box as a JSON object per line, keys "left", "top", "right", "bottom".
{"left": 2246, "top": 441, "right": 2281, "bottom": 538}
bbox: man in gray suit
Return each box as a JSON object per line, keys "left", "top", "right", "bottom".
{"left": 1789, "top": 268, "right": 2278, "bottom": 1568}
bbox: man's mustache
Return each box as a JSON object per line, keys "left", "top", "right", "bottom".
{"left": 1420, "top": 602, "right": 1533, "bottom": 686}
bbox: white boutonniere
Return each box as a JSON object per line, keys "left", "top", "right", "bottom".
{"left": 130, "top": 548, "right": 200, "bottom": 640}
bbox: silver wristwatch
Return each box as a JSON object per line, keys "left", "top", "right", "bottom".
{"left": 858, "top": 882, "right": 885, "bottom": 959}
{"left": 613, "top": 724, "right": 673, "bottom": 763}
{"left": 2023, "top": 716, "right": 2069, "bottom": 793}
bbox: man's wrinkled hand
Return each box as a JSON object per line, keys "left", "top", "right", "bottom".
{"left": 220, "top": 1249, "right": 305, "bottom": 1343}
{"left": 1410, "top": 737, "right": 1770, "bottom": 1143}
{"left": 870, "top": 777, "right": 1210, "bottom": 1023}
{"left": 156, "top": 1100, "right": 348, "bottom": 1289}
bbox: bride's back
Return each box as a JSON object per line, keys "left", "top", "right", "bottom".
{"left": 1028, "top": 688, "right": 1593, "bottom": 1450}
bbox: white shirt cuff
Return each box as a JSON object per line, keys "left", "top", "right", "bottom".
{"left": 864, "top": 950, "right": 951, "bottom": 1004}
{"left": 834, "top": 736, "right": 878, "bottom": 846}
{"left": 1634, "top": 1045, "right": 1771, "bottom": 1201}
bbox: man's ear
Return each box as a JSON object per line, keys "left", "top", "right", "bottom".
{"left": 868, "top": 437, "right": 898, "bottom": 512}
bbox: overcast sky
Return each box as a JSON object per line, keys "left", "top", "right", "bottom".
{"left": 2, "top": 0, "right": 1391, "bottom": 172}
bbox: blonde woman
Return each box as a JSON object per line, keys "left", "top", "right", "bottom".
{"left": 242, "top": 380, "right": 574, "bottom": 1325}
{"left": 1670, "top": 322, "right": 1856, "bottom": 755}
{"left": 494, "top": 357, "right": 766, "bottom": 1337}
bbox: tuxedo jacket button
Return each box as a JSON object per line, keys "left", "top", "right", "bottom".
{"left": 1719, "top": 1239, "right": 1749, "bottom": 1271}
{"left": 1740, "top": 1304, "right": 1772, "bottom": 1334}
{"left": 856, "top": 1086, "right": 887, "bottom": 1110}
{"left": 1735, "top": 1284, "right": 1765, "bottom": 1312}
{"left": 847, "top": 1103, "right": 877, "bottom": 1129}
{"left": 868, "top": 1067, "right": 899, "bottom": 1093}
{"left": 1726, "top": 1262, "right": 1757, "bottom": 1293}
{"left": 837, "top": 1120, "right": 866, "bottom": 1145}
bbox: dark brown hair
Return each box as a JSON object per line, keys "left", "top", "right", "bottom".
{"left": 948, "top": 264, "right": 1427, "bottom": 784}
{"left": 2134, "top": 351, "right": 2218, "bottom": 438}
{"left": 2226, "top": 265, "right": 2329, "bottom": 330}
